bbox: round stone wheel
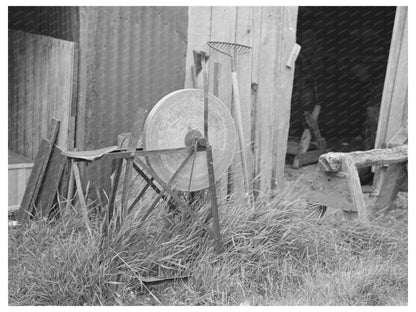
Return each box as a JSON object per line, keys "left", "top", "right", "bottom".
{"left": 143, "top": 89, "right": 236, "bottom": 191}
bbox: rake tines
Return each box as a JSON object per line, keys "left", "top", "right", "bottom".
{"left": 207, "top": 41, "right": 252, "bottom": 57}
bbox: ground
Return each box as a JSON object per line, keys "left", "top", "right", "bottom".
{"left": 8, "top": 163, "right": 408, "bottom": 306}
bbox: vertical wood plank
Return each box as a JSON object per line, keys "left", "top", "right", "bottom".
{"left": 73, "top": 161, "right": 92, "bottom": 236}
{"left": 373, "top": 7, "right": 407, "bottom": 186}
{"left": 373, "top": 163, "right": 406, "bottom": 212}
{"left": 184, "top": 7, "right": 212, "bottom": 89}
{"left": 208, "top": 6, "right": 237, "bottom": 107}
{"left": 255, "top": 7, "right": 283, "bottom": 196}
{"left": 271, "top": 6, "right": 298, "bottom": 190}
{"left": 384, "top": 11, "right": 408, "bottom": 142}
{"left": 232, "top": 7, "right": 255, "bottom": 194}
{"left": 251, "top": 7, "right": 263, "bottom": 195}
{"left": 375, "top": 7, "right": 408, "bottom": 148}
{"left": 208, "top": 7, "right": 238, "bottom": 196}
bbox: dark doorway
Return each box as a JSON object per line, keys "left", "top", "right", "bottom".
{"left": 289, "top": 6, "right": 396, "bottom": 153}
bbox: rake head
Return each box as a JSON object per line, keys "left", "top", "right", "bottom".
{"left": 207, "top": 41, "right": 252, "bottom": 58}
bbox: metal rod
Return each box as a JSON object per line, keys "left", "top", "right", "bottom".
{"left": 140, "top": 148, "right": 195, "bottom": 222}
{"left": 120, "top": 157, "right": 133, "bottom": 222}
{"left": 127, "top": 178, "right": 154, "bottom": 215}
{"left": 134, "top": 157, "right": 215, "bottom": 238}
{"left": 107, "top": 158, "right": 123, "bottom": 222}
{"left": 132, "top": 162, "right": 164, "bottom": 195}
{"left": 206, "top": 145, "right": 223, "bottom": 254}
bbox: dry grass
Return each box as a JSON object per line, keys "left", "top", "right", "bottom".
{"left": 8, "top": 186, "right": 408, "bottom": 306}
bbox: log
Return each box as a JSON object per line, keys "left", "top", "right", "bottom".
{"left": 319, "top": 145, "right": 408, "bottom": 172}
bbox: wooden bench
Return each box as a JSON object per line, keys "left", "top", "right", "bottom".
{"left": 316, "top": 145, "right": 408, "bottom": 222}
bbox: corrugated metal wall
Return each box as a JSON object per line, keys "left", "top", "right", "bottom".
{"left": 8, "top": 6, "right": 79, "bottom": 42}
{"left": 77, "top": 6, "right": 188, "bottom": 193}
{"left": 8, "top": 30, "right": 76, "bottom": 159}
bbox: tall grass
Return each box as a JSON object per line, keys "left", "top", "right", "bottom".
{"left": 8, "top": 186, "right": 407, "bottom": 305}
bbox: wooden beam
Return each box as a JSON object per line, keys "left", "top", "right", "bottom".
{"left": 232, "top": 6, "right": 255, "bottom": 195}
{"left": 319, "top": 145, "right": 408, "bottom": 172}
{"left": 373, "top": 163, "right": 406, "bottom": 212}
{"left": 17, "top": 119, "right": 60, "bottom": 223}
{"left": 342, "top": 155, "right": 368, "bottom": 222}
{"left": 292, "top": 129, "right": 311, "bottom": 168}
{"left": 375, "top": 7, "right": 408, "bottom": 148}
{"left": 298, "top": 149, "right": 325, "bottom": 168}
{"left": 209, "top": 7, "right": 237, "bottom": 195}
{"left": 386, "top": 123, "right": 408, "bottom": 148}
{"left": 72, "top": 161, "right": 92, "bottom": 236}
{"left": 271, "top": 6, "right": 298, "bottom": 190}
{"left": 35, "top": 145, "right": 67, "bottom": 216}
{"left": 256, "top": 7, "right": 283, "bottom": 195}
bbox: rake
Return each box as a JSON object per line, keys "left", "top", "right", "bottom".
{"left": 207, "top": 41, "right": 252, "bottom": 198}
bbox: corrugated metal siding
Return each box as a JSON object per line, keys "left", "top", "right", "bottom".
{"left": 77, "top": 6, "right": 188, "bottom": 193}
{"left": 8, "top": 30, "right": 76, "bottom": 159}
{"left": 8, "top": 6, "right": 79, "bottom": 42}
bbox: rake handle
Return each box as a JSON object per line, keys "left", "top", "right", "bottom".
{"left": 231, "top": 71, "right": 250, "bottom": 195}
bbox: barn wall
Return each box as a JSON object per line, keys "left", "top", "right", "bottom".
{"left": 185, "top": 7, "right": 299, "bottom": 196}
{"left": 76, "top": 6, "right": 188, "bottom": 193}
{"left": 8, "top": 30, "right": 77, "bottom": 159}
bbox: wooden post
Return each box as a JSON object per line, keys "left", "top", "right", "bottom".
{"left": 72, "top": 161, "right": 92, "bottom": 236}
{"left": 318, "top": 146, "right": 407, "bottom": 220}
{"left": 373, "top": 163, "right": 406, "bottom": 212}
{"left": 341, "top": 155, "right": 368, "bottom": 222}
{"left": 374, "top": 7, "right": 408, "bottom": 187}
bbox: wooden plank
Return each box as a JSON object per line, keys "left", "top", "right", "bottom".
{"left": 304, "top": 111, "right": 326, "bottom": 149}
{"left": 72, "top": 161, "right": 92, "bottom": 236}
{"left": 66, "top": 159, "right": 75, "bottom": 210}
{"left": 375, "top": 7, "right": 408, "bottom": 148}
{"left": 385, "top": 12, "right": 408, "bottom": 143}
{"left": 17, "top": 119, "right": 60, "bottom": 223}
{"left": 373, "top": 163, "right": 406, "bottom": 212}
{"left": 293, "top": 129, "right": 312, "bottom": 168}
{"left": 184, "top": 7, "right": 212, "bottom": 89}
{"left": 250, "top": 8, "right": 262, "bottom": 196}
{"left": 319, "top": 145, "right": 408, "bottom": 172}
{"left": 35, "top": 145, "right": 67, "bottom": 216}
{"left": 231, "top": 6, "right": 255, "bottom": 194}
{"left": 386, "top": 123, "right": 408, "bottom": 147}
{"left": 107, "top": 159, "right": 123, "bottom": 222}
{"left": 75, "top": 6, "right": 91, "bottom": 152}
{"left": 342, "top": 155, "right": 368, "bottom": 222}
{"left": 298, "top": 148, "right": 325, "bottom": 167}
{"left": 271, "top": 6, "right": 298, "bottom": 189}
{"left": 208, "top": 7, "right": 237, "bottom": 196}
{"left": 255, "top": 7, "right": 283, "bottom": 195}
{"left": 298, "top": 129, "right": 312, "bottom": 155}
